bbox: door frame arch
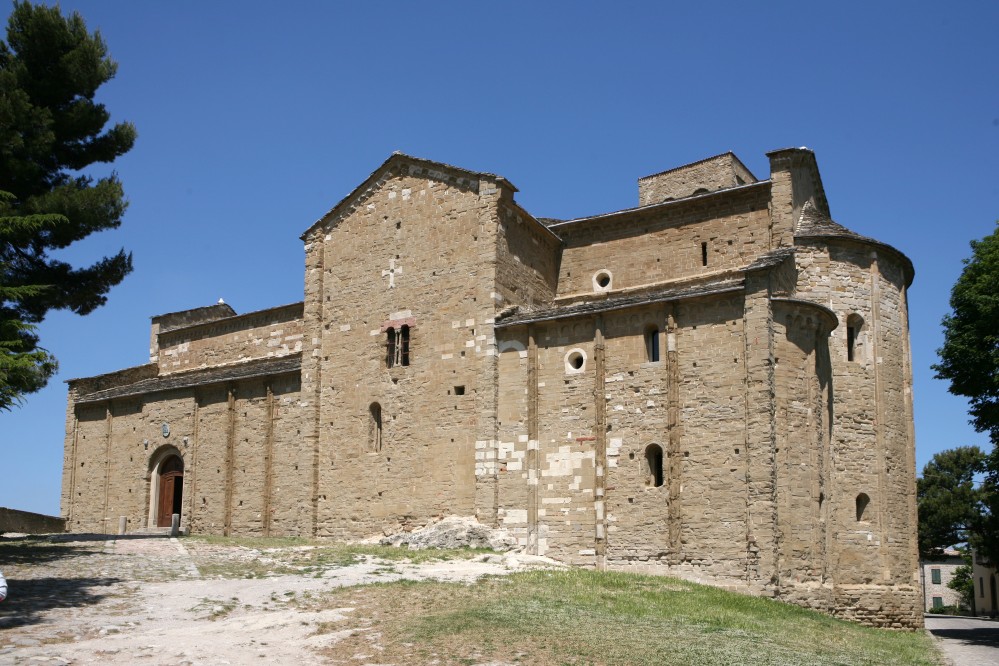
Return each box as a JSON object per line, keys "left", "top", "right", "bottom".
{"left": 147, "top": 446, "right": 185, "bottom": 529}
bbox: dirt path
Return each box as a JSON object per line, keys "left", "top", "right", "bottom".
{"left": 0, "top": 534, "right": 550, "bottom": 665}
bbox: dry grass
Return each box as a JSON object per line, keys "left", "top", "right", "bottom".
{"left": 303, "top": 570, "right": 943, "bottom": 666}
{"left": 180, "top": 535, "right": 492, "bottom": 579}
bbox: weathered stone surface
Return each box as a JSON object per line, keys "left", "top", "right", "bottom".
{"left": 379, "top": 516, "right": 517, "bottom": 551}
{"left": 61, "top": 148, "right": 920, "bottom": 628}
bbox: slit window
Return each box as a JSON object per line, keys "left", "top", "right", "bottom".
{"left": 701, "top": 242, "right": 708, "bottom": 266}
{"left": 645, "top": 444, "right": 664, "bottom": 488}
{"left": 645, "top": 327, "right": 660, "bottom": 363}
{"left": 369, "top": 403, "right": 382, "bottom": 452}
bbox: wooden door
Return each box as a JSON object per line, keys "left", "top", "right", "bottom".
{"left": 157, "top": 476, "right": 175, "bottom": 527}
{"left": 156, "top": 456, "right": 184, "bottom": 528}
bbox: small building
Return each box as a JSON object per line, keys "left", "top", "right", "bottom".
{"left": 972, "top": 548, "right": 998, "bottom": 616}
{"left": 921, "top": 548, "right": 965, "bottom": 612}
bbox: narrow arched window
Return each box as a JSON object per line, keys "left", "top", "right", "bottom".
{"left": 846, "top": 314, "right": 864, "bottom": 363}
{"left": 645, "top": 327, "right": 660, "bottom": 363}
{"left": 386, "top": 328, "right": 397, "bottom": 368}
{"left": 856, "top": 493, "right": 870, "bottom": 521}
{"left": 369, "top": 403, "right": 382, "bottom": 452}
{"left": 645, "top": 444, "right": 664, "bottom": 488}
{"left": 400, "top": 325, "right": 410, "bottom": 366}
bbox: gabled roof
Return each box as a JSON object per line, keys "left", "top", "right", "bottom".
{"left": 637, "top": 150, "right": 758, "bottom": 183}
{"left": 300, "top": 152, "right": 518, "bottom": 240}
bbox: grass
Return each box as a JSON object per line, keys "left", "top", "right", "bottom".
{"left": 305, "top": 569, "right": 942, "bottom": 666}
{"left": 180, "top": 535, "right": 493, "bottom": 579}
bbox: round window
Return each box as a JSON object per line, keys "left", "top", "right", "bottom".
{"left": 592, "top": 270, "right": 613, "bottom": 292}
{"left": 565, "top": 349, "right": 586, "bottom": 373}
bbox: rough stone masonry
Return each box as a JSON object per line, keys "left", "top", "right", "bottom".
{"left": 61, "top": 148, "right": 921, "bottom": 628}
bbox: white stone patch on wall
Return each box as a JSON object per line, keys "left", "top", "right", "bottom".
{"left": 502, "top": 509, "right": 528, "bottom": 525}
{"left": 339, "top": 324, "right": 351, "bottom": 332}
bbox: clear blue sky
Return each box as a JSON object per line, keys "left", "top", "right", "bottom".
{"left": 2, "top": 1, "right": 997, "bottom": 516}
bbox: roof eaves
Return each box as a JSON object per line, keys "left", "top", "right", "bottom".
{"left": 496, "top": 280, "right": 744, "bottom": 328}
{"left": 156, "top": 301, "right": 305, "bottom": 339}
{"left": 548, "top": 180, "right": 771, "bottom": 230}
{"left": 75, "top": 355, "right": 302, "bottom": 405}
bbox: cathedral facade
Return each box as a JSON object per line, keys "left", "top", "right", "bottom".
{"left": 62, "top": 148, "right": 920, "bottom": 627}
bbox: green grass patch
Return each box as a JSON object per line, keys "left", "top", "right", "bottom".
{"left": 309, "top": 569, "right": 942, "bottom": 666}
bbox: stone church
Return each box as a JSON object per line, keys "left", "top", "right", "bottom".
{"left": 62, "top": 147, "right": 920, "bottom": 627}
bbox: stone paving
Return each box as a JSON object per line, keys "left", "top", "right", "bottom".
{"left": 0, "top": 533, "right": 201, "bottom": 663}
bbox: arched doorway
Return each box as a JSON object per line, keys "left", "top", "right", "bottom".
{"left": 156, "top": 455, "right": 184, "bottom": 528}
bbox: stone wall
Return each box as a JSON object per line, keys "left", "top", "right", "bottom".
{"left": 0, "top": 507, "right": 65, "bottom": 534}
{"left": 553, "top": 186, "right": 771, "bottom": 298}
{"left": 638, "top": 153, "right": 757, "bottom": 205}
{"left": 62, "top": 372, "right": 307, "bottom": 536}
{"left": 304, "top": 160, "right": 509, "bottom": 539}
{"left": 155, "top": 303, "right": 304, "bottom": 374}
{"left": 793, "top": 237, "right": 920, "bottom": 626}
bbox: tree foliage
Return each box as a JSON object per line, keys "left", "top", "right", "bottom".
{"left": 0, "top": 1, "right": 135, "bottom": 409}
{"left": 947, "top": 551, "right": 975, "bottom": 612}
{"left": 917, "top": 445, "right": 985, "bottom": 558}
{"left": 934, "top": 222, "right": 999, "bottom": 446}
{"left": 935, "top": 222, "right": 999, "bottom": 565}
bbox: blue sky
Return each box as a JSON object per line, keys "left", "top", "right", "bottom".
{"left": 2, "top": 1, "right": 997, "bottom": 516}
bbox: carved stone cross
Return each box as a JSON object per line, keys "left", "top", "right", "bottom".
{"left": 382, "top": 257, "right": 402, "bottom": 288}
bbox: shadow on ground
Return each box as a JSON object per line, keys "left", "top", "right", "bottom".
{"left": 0, "top": 536, "right": 105, "bottom": 566}
{"left": 0, "top": 533, "right": 180, "bottom": 567}
{"left": 0, "top": 576, "right": 122, "bottom": 630}
{"left": 929, "top": 624, "right": 999, "bottom": 648}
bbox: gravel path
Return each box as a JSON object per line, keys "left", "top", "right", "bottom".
{"left": 0, "top": 533, "right": 548, "bottom": 665}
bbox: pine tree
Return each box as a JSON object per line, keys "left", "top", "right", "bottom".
{"left": 0, "top": 1, "right": 135, "bottom": 409}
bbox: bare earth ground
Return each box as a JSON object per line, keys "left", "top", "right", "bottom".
{"left": 0, "top": 533, "right": 552, "bottom": 665}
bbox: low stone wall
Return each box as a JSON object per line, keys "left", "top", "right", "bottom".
{"left": 0, "top": 507, "right": 66, "bottom": 534}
